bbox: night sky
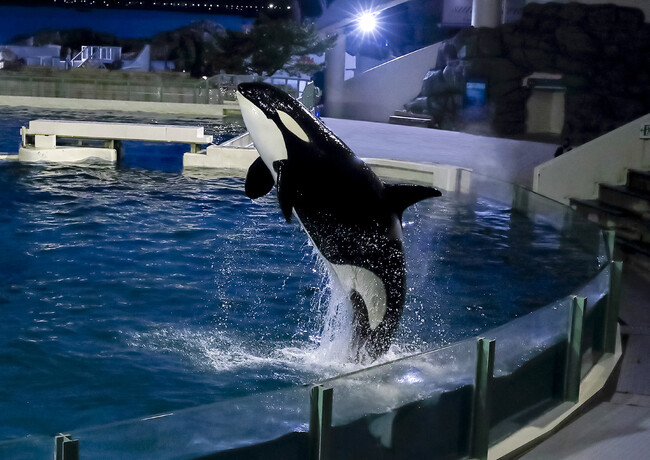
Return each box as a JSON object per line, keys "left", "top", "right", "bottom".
{"left": 0, "top": 6, "right": 252, "bottom": 44}
{"left": 0, "top": 0, "right": 302, "bottom": 15}
{"left": 0, "top": 0, "right": 328, "bottom": 44}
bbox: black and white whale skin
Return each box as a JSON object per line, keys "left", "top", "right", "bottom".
{"left": 236, "top": 82, "right": 441, "bottom": 360}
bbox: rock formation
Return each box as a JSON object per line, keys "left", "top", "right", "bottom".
{"left": 406, "top": 2, "right": 650, "bottom": 144}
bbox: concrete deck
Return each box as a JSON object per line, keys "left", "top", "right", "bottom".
{"left": 322, "top": 117, "right": 557, "bottom": 188}
{"left": 184, "top": 117, "right": 556, "bottom": 188}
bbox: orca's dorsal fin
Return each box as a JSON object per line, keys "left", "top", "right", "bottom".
{"left": 384, "top": 183, "right": 442, "bottom": 220}
{"left": 273, "top": 159, "right": 295, "bottom": 222}
{"left": 245, "top": 157, "right": 275, "bottom": 199}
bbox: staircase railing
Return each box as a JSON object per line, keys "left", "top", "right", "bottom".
{"left": 70, "top": 46, "right": 119, "bottom": 68}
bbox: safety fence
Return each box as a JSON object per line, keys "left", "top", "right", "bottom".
{"left": 0, "top": 72, "right": 313, "bottom": 106}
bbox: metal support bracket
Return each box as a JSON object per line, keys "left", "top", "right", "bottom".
{"left": 604, "top": 260, "right": 623, "bottom": 354}
{"left": 308, "top": 384, "right": 333, "bottom": 460}
{"left": 470, "top": 337, "right": 495, "bottom": 460}
{"left": 605, "top": 230, "right": 617, "bottom": 261}
{"left": 564, "top": 296, "right": 586, "bottom": 402}
{"left": 55, "top": 433, "right": 79, "bottom": 460}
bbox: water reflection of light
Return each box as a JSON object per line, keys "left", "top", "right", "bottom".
{"left": 397, "top": 371, "right": 423, "bottom": 385}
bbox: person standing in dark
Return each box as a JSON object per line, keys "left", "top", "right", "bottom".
{"left": 554, "top": 137, "right": 572, "bottom": 157}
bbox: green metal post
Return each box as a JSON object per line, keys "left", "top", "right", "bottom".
{"left": 308, "top": 385, "right": 333, "bottom": 460}
{"left": 512, "top": 185, "right": 529, "bottom": 215}
{"left": 55, "top": 433, "right": 79, "bottom": 460}
{"left": 604, "top": 260, "right": 623, "bottom": 354}
{"left": 470, "top": 338, "right": 495, "bottom": 460}
{"left": 605, "top": 230, "right": 616, "bottom": 261}
{"left": 564, "top": 296, "right": 586, "bottom": 402}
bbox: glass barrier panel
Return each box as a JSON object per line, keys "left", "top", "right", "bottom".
{"left": 484, "top": 296, "right": 573, "bottom": 444}
{"left": 71, "top": 385, "right": 309, "bottom": 459}
{"left": 323, "top": 338, "right": 476, "bottom": 460}
{"left": 466, "top": 173, "right": 606, "bottom": 261}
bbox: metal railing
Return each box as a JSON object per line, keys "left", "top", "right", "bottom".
{"left": 70, "top": 46, "right": 122, "bottom": 68}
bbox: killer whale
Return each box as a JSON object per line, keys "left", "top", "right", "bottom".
{"left": 236, "top": 82, "right": 441, "bottom": 360}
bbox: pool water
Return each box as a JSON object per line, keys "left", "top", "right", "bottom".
{"left": 0, "top": 108, "right": 600, "bottom": 440}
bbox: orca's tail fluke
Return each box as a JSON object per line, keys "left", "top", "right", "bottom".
{"left": 350, "top": 290, "right": 395, "bottom": 362}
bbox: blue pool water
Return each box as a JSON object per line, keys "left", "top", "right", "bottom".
{"left": 0, "top": 107, "right": 600, "bottom": 440}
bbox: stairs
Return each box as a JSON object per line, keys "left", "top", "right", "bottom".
{"left": 571, "top": 169, "right": 650, "bottom": 265}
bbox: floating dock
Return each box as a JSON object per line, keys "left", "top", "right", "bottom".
{"left": 19, "top": 119, "right": 213, "bottom": 163}
{"left": 183, "top": 131, "right": 258, "bottom": 170}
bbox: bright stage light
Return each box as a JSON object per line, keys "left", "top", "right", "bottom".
{"left": 357, "top": 11, "right": 378, "bottom": 33}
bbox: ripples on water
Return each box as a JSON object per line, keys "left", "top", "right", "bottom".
{"left": 0, "top": 108, "right": 600, "bottom": 439}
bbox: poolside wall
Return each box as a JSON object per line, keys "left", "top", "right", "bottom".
{"left": 0, "top": 95, "right": 237, "bottom": 117}
{"left": 328, "top": 43, "right": 442, "bottom": 123}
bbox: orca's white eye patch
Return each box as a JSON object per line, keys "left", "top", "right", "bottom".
{"left": 277, "top": 110, "right": 310, "bottom": 143}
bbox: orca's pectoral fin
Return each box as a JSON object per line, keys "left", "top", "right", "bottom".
{"left": 384, "top": 183, "right": 442, "bottom": 220}
{"left": 273, "top": 160, "right": 295, "bottom": 222}
{"left": 245, "top": 157, "right": 275, "bottom": 199}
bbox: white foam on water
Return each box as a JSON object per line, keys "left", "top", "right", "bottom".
{"left": 126, "top": 242, "right": 434, "bottom": 388}
{"left": 126, "top": 258, "right": 426, "bottom": 385}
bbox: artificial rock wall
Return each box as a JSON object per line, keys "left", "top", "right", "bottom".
{"left": 407, "top": 2, "right": 650, "bottom": 144}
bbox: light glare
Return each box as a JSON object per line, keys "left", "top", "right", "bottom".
{"left": 357, "top": 11, "right": 378, "bottom": 33}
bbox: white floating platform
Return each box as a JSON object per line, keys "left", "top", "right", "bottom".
{"left": 23, "top": 120, "right": 212, "bottom": 144}
{"left": 183, "top": 132, "right": 258, "bottom": 170}
{"left": 19, "top": 146, "right": 117, "bottom": 163}
{"left": 182, "top": 132, "right": 471, "bottom": 193}
{"left": 18, "top": 120, "right": 213, "bottom": 163}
